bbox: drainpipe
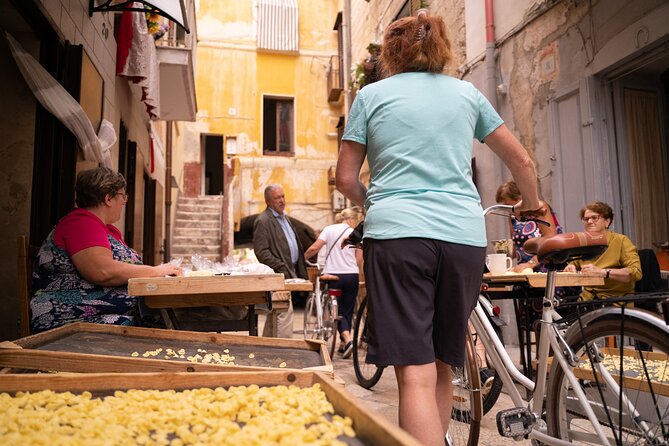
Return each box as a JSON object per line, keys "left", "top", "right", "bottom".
{"left": 164, "top": 121, "right": 172, "bottom": 263}
{"left": 343, "top": 0, "right": 352, "bottom": 119}
{"left": 485, "top": 0, "right": 497, "bottom": 109}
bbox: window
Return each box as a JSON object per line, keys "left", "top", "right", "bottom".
{"left": 257, "top": 0, "right": 299, "bottom": 52}
{"left": 263, "top": 97, "right": 294, "bottom": 154}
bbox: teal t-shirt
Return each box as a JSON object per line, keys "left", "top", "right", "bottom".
{"left": 342, "top": 72, "right": 503, "bottom": 247}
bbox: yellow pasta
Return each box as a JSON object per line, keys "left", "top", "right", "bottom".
{"left": 0, "top": 384, "right": 355, "bottom": 445}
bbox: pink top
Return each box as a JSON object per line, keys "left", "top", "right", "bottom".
{"left": 53, "top": 208, "right": 126, "bottom": 256}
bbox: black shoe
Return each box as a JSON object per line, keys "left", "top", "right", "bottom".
{"left": 480, "top": 367, "right": 495, "bottom": 390}
{"left": 342, "top": 341, "right": 353, "bottom": 359}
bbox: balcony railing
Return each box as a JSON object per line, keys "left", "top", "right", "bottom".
{"left": 327, "top": 55, "right": 343, "bottom": 103}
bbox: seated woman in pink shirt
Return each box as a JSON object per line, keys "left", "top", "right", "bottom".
{"left": 30, "top": 167, "right": 182, "bottom": 333}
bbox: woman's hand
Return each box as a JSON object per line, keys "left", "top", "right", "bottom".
{"left": 512, "top": 199, "right": 548, "bottom": 220}
{"left": 512, "top": 262, "right": 534, "bottom": 273}
{"left": 154, "top": 263, "right": 183, "bottom": 277}
{"left": 579, "top": 263, "right": 608, "bottom": 278}
{"left": 563, "top": 264, "right": 577, "bottom": 273}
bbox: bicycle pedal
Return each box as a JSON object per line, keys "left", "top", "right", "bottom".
{"left": 496, "top": 407, "right": 536, "bottom": 439}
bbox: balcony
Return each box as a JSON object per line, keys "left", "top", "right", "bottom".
{"left": 327, "top": 55, "right": 343, "bottom": 103}
{"left": 155, "top": 0, "right": 197, "bottom": 121}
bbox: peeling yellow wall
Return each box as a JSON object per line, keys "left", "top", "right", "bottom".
{"left": 189, "top": 0, "right": 343, "bottom": 236}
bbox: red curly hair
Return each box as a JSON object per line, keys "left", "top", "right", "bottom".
{"left": 379, "top": 11, "right": 453, "bottom": 77}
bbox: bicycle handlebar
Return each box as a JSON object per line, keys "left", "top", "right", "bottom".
{"left": 482, "top": 204, "right": 551, "bottom": 227}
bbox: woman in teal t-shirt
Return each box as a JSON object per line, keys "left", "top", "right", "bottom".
{"left": 336, "top": 10, "right": 546, "bottom": 445}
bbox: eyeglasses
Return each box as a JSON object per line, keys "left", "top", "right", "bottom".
{"left": 582, "top": 215, "right": 602, "bottom": 223}
{"left": 116, "top": 192, "right": 129, "bottom": 202}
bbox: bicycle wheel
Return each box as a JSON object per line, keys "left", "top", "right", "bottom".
{"left": 352, "top": 297, "right": 385, "bottom": 389}
{"left": 471, "top": 319, "right": 504, "bottom": 415}
{"left": 322, "top": 294, "right": 338, "bottom": 360}
{"left": 303, "top": 294, "right": 318, "bottom": 339}
{"left": 547, "top": 308, "right": 669, "bottom": 445}
{"left": 449, "top": 329, "right": 482, "bottom": 446}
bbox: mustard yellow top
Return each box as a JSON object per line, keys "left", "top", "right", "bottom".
{"left": 569, "top": 231, "right": 642, "bottom": 299}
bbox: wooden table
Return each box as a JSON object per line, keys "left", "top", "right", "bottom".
{"left": 128, "top": 274, "right": 313, "bottom": 335}
{"left": 482, "top": 272, "right": 604, "bottom": 379}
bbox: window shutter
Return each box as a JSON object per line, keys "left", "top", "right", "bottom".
{"left": 257, "top": 0, "right": 299, "bottom": 52}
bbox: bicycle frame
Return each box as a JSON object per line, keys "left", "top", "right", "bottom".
{"left": 474, "top": 204, "right": 628, "bottom": 445}
{"left": 470, "top": 269, "right": 616, "bottom": 445}
{"left": 312, "top": 275, "right": 325, "bottom": 334}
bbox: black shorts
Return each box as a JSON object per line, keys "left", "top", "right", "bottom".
{"left": 363, "top": 238, "right": 485, "bottom": 367}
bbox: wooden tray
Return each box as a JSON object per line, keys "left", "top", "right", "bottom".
{"left": 1, "top": 323, "right": 332, "bottom": 375}
{"left": 539, "top": 348, "right": 669, "bottom": 397}
{"left": 483, "top": 272, "right": 604, "bottom": 288}
{"left": 0, "top": 371, "right": 419, "bottom": 446}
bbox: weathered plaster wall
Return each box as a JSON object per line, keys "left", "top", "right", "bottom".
{"left": 190, "top": 0, "right": 343, "bottom": 240}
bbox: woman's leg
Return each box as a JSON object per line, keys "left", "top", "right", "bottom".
{"left": 395, "top": 362, "right": 445, "bottom": 446}
{"left": 334, "top": 274, "right": 358, "bottom": 346}
{"left": 435, "top": 359, "right": 453, "bottom": 433}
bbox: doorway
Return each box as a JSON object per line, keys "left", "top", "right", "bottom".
{"left": 606, "top": 42, "right": 669, "bottom": 249}
{"left": 202, "top": 134, "right": 223, "bottom": 195}
{"left": 143, "top": 172, "right": 156, "bottom": 265}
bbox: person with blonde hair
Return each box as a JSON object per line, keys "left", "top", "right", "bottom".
{"left": 336, "top": 9, "right": 546, "bottom": 445}
{"left": 304, "top": 207, "right": 364, "bottom": 358}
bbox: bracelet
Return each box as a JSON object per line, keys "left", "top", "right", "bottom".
{"left": 528, "top": 258, "right": 537, "bottom": 266}
{"left": 605, "top": 269, "right": 611, "bottom": 279}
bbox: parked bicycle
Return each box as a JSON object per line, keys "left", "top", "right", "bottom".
{"left": 303, "top": 260, "right": 340, "bottom": 359}
{"left": 449, "top": 204, "right": 669, "bottom": 446}
{"left": 352, "top": 294, "right": 385, "bottom": 388}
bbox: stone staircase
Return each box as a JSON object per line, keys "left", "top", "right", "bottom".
{"left": 171, "top": 195, "right": 223, "bottom": 264}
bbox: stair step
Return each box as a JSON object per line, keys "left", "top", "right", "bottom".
{"left": 173, "top": 228, "right": 220, "bottom": 237}
{"left": 171, "top": 254, "right": 221, "bottom": 264}
{"left": 174, "top": 219, "right": 220, "bottom": 228}
{"left": 173, "top": 236, "right": 221, "bottom": 245}
{"left": 177, "top": 196, "right": 223, "bottom": 205}
{"left": 176, "top": 203, "right": 222, "bottom": 213}
{"left": 175, "top": 210, "right": 220, "bottom": 220}
{"left": 172, "top": 245, "right": 221, "bottom": 255}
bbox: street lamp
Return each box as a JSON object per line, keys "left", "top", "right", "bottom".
{"left": 88, "top": 0, "right": 190, "bottom": 33}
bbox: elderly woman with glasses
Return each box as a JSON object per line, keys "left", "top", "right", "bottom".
{"left": 564, "top": 201, "right": 642, "bottom": 299}
{"left": 30, "top": 167, "right": 182, "bottom": 333}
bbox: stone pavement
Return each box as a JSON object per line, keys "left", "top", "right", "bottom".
{"left": 260, "top": 307, "right": 533, "bottom": 445}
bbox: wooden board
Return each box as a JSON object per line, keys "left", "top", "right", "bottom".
{"left": 3, "top": 323, "right": 332, "bottom": 375}
{"left": 128, "top": 274, "right": 286, "bottom": 296}
{"left": 483, "top": 272, "right": 604, "bottom": 288}
{"left": 284, "top": 280, "right": 313, "bottom": 292}
{"left": 0, "top": 371, "right": 420, "bottom": 446}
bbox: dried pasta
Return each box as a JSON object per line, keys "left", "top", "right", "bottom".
{"left": 0, "top": 384, "right": 356, "bottom": 445}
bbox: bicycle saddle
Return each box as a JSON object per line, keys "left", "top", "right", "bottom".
{"left": 319, "top": 274, "right": 340, "bottom": 282}
{"left": 523, "top": 232, "right": 607, "bottom": 266}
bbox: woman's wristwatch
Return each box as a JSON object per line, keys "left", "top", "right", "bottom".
{"left": 605, "top": 269, "right": 611, "bottom": 279}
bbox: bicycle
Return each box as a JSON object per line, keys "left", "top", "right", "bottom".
{"left": 352, "top": 294, "right": 386, "bottom": 388}
{"left": 449, "top": 204, "right": 669, "bottom": 446}
{"left": 303, "top": 260, "right": 340, "bottom": 359}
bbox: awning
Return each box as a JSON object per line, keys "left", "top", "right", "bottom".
{"left": 89, "top": 0, "right": 190, "bottom": 33}
{"left": 257, "top": 0, "right": 299, "bottom": 52}
{"left": 4, "top": 31, "right": 115, "bottom": 167}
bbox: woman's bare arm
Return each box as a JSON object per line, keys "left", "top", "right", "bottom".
{"left": 72, "top": 247, "right": 181, "bottom": 286}
{"left": 336, "top": 140, "right": 367, "bottom": 206}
